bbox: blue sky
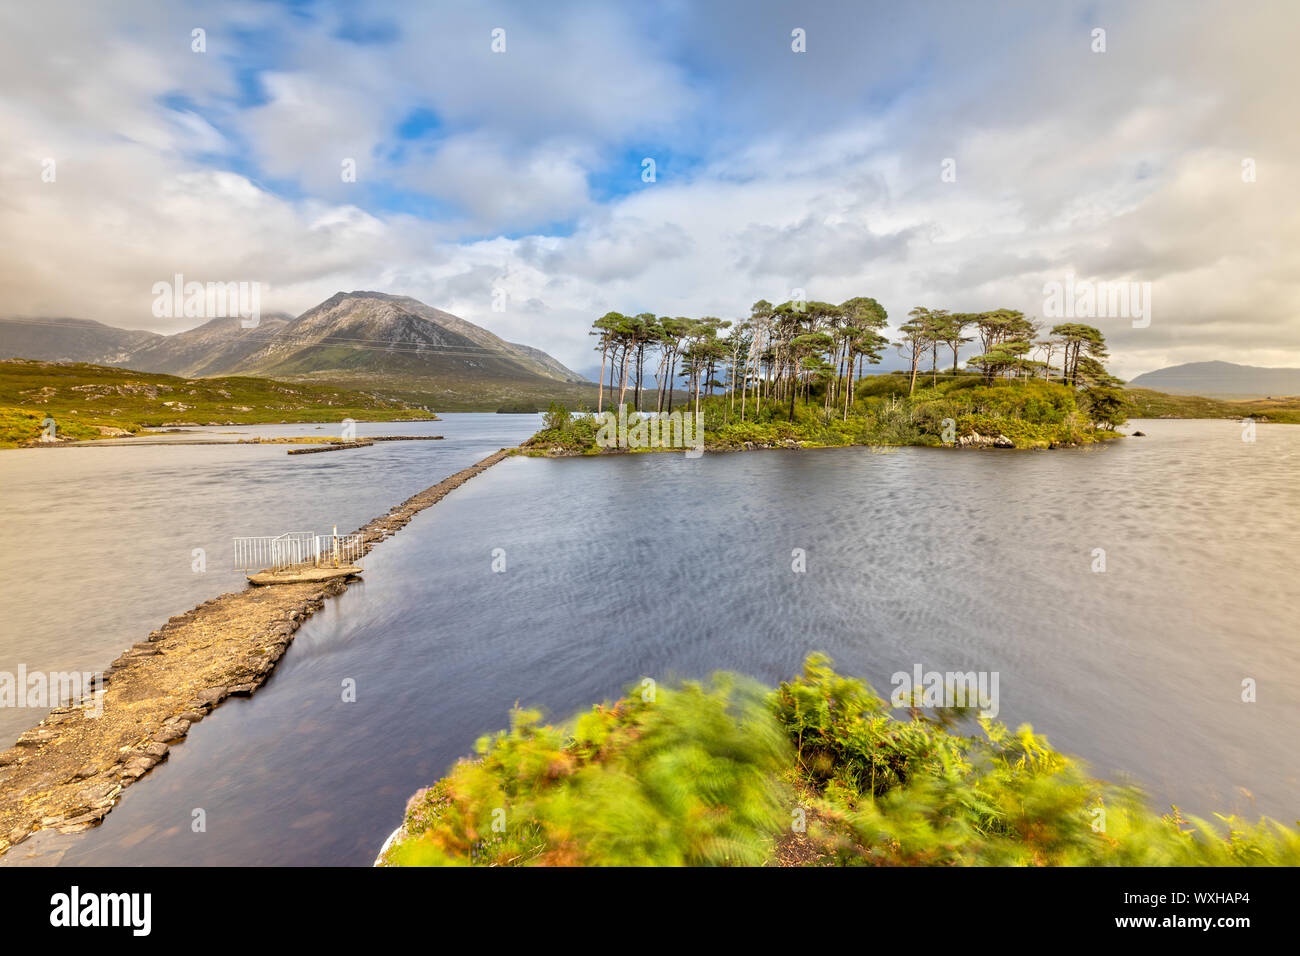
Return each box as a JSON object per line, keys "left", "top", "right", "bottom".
{"left": 1, "top": 0, "right": 1297, "bottom": 377}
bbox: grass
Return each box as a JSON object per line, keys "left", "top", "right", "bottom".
{"left": 1123, "top": 387, "right": 1300, "bottom": 423}
{"left": 267, "top": 368, "right": 600, "bottom": 413}
{"left": 383, "top": 655, "right": 1299, "bottom": 867}
{"left": 0, "top": 359, "right": 435, "bottom": 448}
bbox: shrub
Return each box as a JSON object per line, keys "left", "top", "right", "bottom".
{"left": 541, "top": 401, "right": 569, "bottom": 432}
{"left": 385, "top": 655, "right": 1300, "bottom": 867}
{"left": 388, "top": 674, "right": 790, "bottom": 866}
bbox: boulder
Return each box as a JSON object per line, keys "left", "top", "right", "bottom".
{"left": 152, "top": 721, "right": 189, "bottom": 743}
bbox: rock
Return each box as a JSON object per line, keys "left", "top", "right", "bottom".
{"left": 15, "top": 729, "right": 56, "bottom": 747}
{"left": 119, "top": 755, "right": 159, "bottom": 779}
{"left": 77, "top": 782, "right": 120, "bottom": 807}
{"left": 993, "top": 434, "right": 1015, "bottom": 448}
{"left": 152, "top": 721, "right": 189, "bottom": 743}
{"left": 1132, "top": 430, "right": 1146, "bottom": 436}
{"left": 196, "top": 687, "right": 228, "bottom": 706}
{"left": 137, "top": 742, "right": 170, "bottom": 759}
{"left": 177, "top": 710, "right": 206, "bottom": 723}
{"left": 228, "top": 683, "right": 256, "bottom": 696}
{"left": 58, "top": 811, "right": 106, "bottom": 833}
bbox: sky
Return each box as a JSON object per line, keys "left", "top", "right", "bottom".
{"left": 1, "top": 0, "right": 1297, "bottom": 380}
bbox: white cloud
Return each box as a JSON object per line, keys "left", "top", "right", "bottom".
{"left": 0, "top": 0, "right": 1297, "bottom": 382}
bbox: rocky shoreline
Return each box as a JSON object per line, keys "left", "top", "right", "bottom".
{"left": 520, "top": 433, "right": 1101, "bottom": 457}
{"left": 0, "top": 447, "right": 512, "bottom": 855}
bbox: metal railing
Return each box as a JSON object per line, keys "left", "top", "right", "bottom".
{"left": 233, "top": 531, "right": 365, "bottom": 572}
{"left": 316, "top": 532, "right": 365, "bottom": 568}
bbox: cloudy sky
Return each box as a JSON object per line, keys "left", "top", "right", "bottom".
{"left": 1, "top": 0, "right": 1297, "bottom": 379}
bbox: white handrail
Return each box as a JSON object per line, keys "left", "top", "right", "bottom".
{"left": 233, "top": 531, "right": 364, "bottom": 571}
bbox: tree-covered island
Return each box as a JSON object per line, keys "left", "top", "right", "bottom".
{"left": 524, "top": 299, "right": 1129, "bottom": 455}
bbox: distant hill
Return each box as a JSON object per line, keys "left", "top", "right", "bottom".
{"left": 0, "top": 317, "right": 162, "bottom": 365}
{"left": 1127, "top": 361, "right": 1300, "bottom": 399}
{"left": 506, "top": 341, "right": 587, "bottom": 384}
{"left": 1124, "top": 387, "right": 1300, "bottom": 424}
{"left": 0, "top": 358, "right": 433, "bottom": 447}
{"left": 123, "top": 313, "right": 293, "bottom": 376}
{"left": 0, "top": 293, "right": 594, "bottom": 410}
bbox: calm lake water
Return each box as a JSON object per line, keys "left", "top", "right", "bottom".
{"left": 0, "top": 414, "right": 540, "bottom": 743}
{"left": 2, "top": 418, "right": 1298, "bottom": 865}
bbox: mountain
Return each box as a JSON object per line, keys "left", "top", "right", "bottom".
{"left": 123, "top": 313, "right": 293, "bottom": 376}
{"left": 505, "top": 342, "right": 587, "bottom": 384}
{"left": 219, "top": 292, "right": 574, "bottom": 381}
{"left": 0, "top": 317, "right": 162, "bottom": 365}
{"left": 1127, "top": 361, "right": 1300, "bottom": 399}
{"left": 0, "top": 293, "right": 593, "bottom": 409}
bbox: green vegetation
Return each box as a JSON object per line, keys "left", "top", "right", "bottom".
{"left": 280, "top": 370, "right": 599, "bottom": 413}
{"left": 1123, "top": 387, "right": 1300, "bottom": 424}
{"left": 526, "top": 299, "right": 1131, "bottom": 453}
{"left": 496, "top": 400, "right": 540, "bottom": 414}
{"left": 384, "top": 655, "right": 1300, "bottom": 867}
{"left": 0, "top": 359, "right": 434, "bottom": 448}
{"left": 524, "top": 374, "right": 1124, "bottom": 453}
{"left": 587, "top": 299, "right": 1127, "bottom": 417}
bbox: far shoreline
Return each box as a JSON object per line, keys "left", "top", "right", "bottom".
{"left": 7, "top": 415, "right": 442, "bottom": 450}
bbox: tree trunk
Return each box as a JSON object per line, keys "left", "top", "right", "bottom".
{"left": 617, "top": 347, "right": 630, "bottom": 409}
{"left": 597, "top": 344, "right": 607, "bottom": 413}
{"left": 633, "top": 345, "right": 641, "bottom": 411}
{"left": 670, "top": 349, "right": 679, "bottom": 411}
{"left": 788, "top": 361, "right": 797, "bottom": 421}
{"left": 842, "top": 348, "right": 853, "bottom": 421}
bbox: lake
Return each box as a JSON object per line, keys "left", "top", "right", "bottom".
{"left": 0, "top": 414, "right": 540, "bottom": 742}
{"left": 2, "top": 418, "right": 1297, "bottom": 865}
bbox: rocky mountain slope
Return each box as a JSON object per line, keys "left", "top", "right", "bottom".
{"left": 1, "top": 293, "right": 591, "bottom": 409}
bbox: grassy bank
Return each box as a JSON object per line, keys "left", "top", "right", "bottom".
{"left": 382, "top": 655, "right": 1298, "bottom": 867}
{"left": 522, "top": 375, "right": 1125, "bottom": 454}
{"left": 1123, "top": 387, "right": 1300, "bottom": 423}
{"left": 0, "top": 359, "right": 435, "bottom": 448}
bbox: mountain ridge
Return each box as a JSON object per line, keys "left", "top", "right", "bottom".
{"left": 1127, "top": 361, "right": 1300, "bottom": 399}
{"left": 0, "top": 293, "right": 591, "bottom": 409}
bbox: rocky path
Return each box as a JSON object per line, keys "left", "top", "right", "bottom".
{"left": 0, "top": 447, "right": 514, "bottom": 855}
